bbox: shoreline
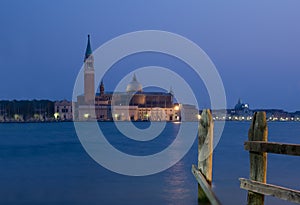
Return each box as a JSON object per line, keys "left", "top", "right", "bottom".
{"left": 0, "top": 119, "right": 300, "bottom": 124}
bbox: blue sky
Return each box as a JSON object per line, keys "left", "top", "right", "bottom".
{"left": 0, "top": 0, "right": 299, "bottom": 111}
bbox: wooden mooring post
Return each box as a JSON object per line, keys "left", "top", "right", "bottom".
{"left": 240, "top": 111, "right": 300, "bottom": 204}
{"left": 247, "top": 112, "right": 268, "bottom": 204}
{"left": 191, "top": 109, "right": 221, "bottom": 205}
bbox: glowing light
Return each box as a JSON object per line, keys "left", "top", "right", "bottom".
{"left": 54, "top": 112, "right": 59, "bottom": 119}
{"left": 197, "top": 114, "right": 201, "bottom": 120}
{"left": 84, "top": 113, "right": 90, "bottom": 119}
{"left": 14, "top": 114, "right": 20, "bottom": 120}
{"left": 174, "top": 105, "right": 180, "bottom": 111}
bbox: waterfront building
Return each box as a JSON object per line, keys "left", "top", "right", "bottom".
{"left": 211, "top": 109, "right": 228, "bottom": 121}
{"left": 112, "top": 106, "right": 139, "bottom": 121}
{"left": 180, "top": 104, "right": 199, "bottom": 121}
{"left": 230, "top": 98, "right": 252, "bottom": 120}
{"left": 54, "top": 100, "right": 73, "bottom": 120}
{"left": 75, "top": 35, "right": 199, "bottom": 121}
{"left": 253, "top": 109, "right": 291, "bottom": 121}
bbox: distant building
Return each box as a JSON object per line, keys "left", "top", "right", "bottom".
{"left": 234, "top": 98, "right": 250, "bottom": 112}
{"left": 253, "top": 109, "right": 291, "bottom": 121}
{"left": 230, "top": 98, "right": 252, "bottom": 120}
{"left": 112, "top": 106, "right": 139, "bottom": 121}
{"left": 211, "top": 109, "right": 228, "bottom": 121}
{"left": 74, "top": 35, "right": 198, "bottom": 121}
{"left": 54, "top": 100, "right": 73, "bottom": 120}
{"left": 180, "top": 104, "right": 199, "bottom": 121}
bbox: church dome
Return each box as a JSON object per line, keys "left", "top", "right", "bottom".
{"left": 126, "top": 74, "right": 143, "bottom": 92}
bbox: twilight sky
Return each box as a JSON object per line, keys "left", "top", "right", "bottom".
{"left": 0, "top": 0, "right": 299, "bottom": 111}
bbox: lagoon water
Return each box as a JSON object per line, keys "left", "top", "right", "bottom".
{"left": 0, "top": 122, "right": 300, "bottom": 205}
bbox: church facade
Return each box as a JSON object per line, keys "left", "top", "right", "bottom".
{"left": 74, "top": 35, "right": 198, "bottom": 121}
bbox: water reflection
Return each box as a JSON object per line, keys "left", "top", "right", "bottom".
{"left": 162, "top": 160, "right": 194, "bottom": 205}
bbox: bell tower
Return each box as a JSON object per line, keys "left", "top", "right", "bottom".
{"left": 84, "top": 35, "right": 95, "bottom": 104}
{"left": 100, "top": 80, "right": 104, "bottom": 96}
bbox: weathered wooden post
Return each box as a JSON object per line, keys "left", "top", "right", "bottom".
{"left": 198, "top": 109, "right": 214, "bottom": 203}
{"left": 247, "top": 112, "right": 268, "bottom": 205}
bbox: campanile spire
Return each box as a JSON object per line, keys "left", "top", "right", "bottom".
{"left": 84, "top": 34, "right": 93, "bottom": 62}
{"left": 84, "top": 35, "right": 95, "bottom": 104}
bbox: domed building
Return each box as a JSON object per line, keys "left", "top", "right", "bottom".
{"left": 234, "top": 98, "right": 249, "bottom": 110}
{"left": 76, "top": 35, "right": 198, "bottom": 121}
{"left": 126, "top": 74, "right": 143, "bottom": 93}
{"left": 104, "top": 74, "right": 172, "bottom": 108}
{"left": 232, "top": 98, "right": 252, "bottom": 120}
{"left": 93, "top": 73, "right": 175, "bottom": 120}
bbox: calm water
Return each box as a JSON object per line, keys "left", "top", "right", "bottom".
{"left": 0, "top": 122, "right": 300, "bottom": 205}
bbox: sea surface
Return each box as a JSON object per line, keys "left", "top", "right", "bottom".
{"left": 0, "top": 121, "right": 300, "bottom": 205}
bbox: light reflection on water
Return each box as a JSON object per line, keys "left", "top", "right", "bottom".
{"left": 160, "top": 122, "right": 196, "bottom": 205}
{"left": 162, "top": 160, "right": 191, "bottom": 205}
